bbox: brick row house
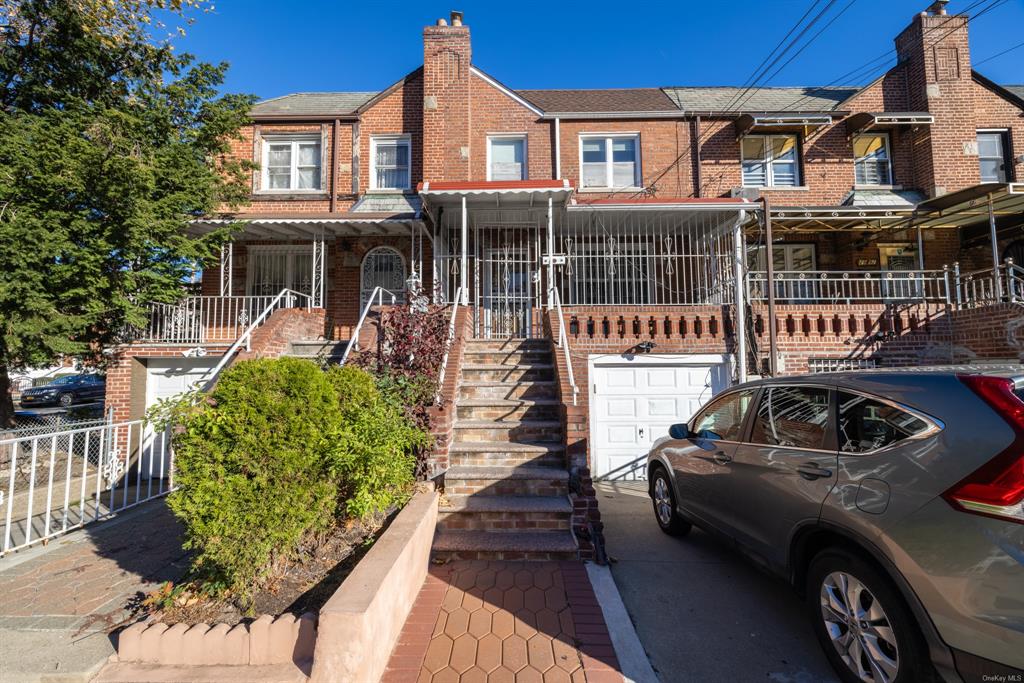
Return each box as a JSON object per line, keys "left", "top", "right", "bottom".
{"left": 107, "top": 4, "right": 1024, "bottom": 559}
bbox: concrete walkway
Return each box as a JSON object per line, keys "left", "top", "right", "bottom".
{"left": 382, "top": 560, "right": 625, "bottom": 683}
{"left": 0, "top": 501, "right": 189, "bottom": 683}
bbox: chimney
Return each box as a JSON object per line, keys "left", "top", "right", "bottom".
{"left": 894, "top": 2, "right": 979, "bottom": 196}
{"left": 422, "top": 11, "right": 472, "bottom": 182}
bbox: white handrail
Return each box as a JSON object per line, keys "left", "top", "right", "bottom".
{"left": 551, "top": 288, "right": 579, "bottom": 406}
{"left": 339, "top": 287, "right": 399, "bottom": 365}
{"left": 435, "top": 287, "right": 463, "bottom": 406}
{"left": 197, "top": 289, "right": 312, "bottom": 390}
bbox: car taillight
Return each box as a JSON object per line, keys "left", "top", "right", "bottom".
{"left": 943, "top": 375, "right": 1024, "bottom": 524}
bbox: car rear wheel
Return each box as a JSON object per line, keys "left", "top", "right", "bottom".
{"left": 58, "top": 393, "right": 74, "bottom": 407}
{"left": 650, "top": 467, "right": 691, "bottom": 537}
{"left": 807, "top": 548, "right": 934, "bottom": 683}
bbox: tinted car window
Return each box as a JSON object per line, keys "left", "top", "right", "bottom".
{"left": 690, "top": 389, "right": 757, "bottom": 442}
{"left": 837, "top": 391, "right": 929, "bottom": 453}
{"left": 750, "top": 386, "right": 830, "bottom": 449}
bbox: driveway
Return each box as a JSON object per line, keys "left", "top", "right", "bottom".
{"left": 597, "top": 481, "right": 839, "bottom": 683}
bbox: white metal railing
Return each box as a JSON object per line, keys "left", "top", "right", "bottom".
{"left": 340, "top": 287, "right": 399, "bottom": 365}
{"left": 746, "top": 269, "right": 952, "bottom": 304}
{"left": 551, "top": 288, "right": 579, "bottom": 406}
{"left": 196, "top": 289, "right": 312, "bottom": 390}
{"left": 1, "top": 419, "right": 173, "bottom": 556}
{"left": 435, "top": 287, "right": 463, "bottom": 406}
{"left": 139, "top": 295, "right": 293, "bottom": 344}
{"left": 954, "top": 260, "right": 1023, "bottom": 308}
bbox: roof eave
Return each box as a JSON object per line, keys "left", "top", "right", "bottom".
{"left": 249, "top": 114, "right": 360, "bottom": 122}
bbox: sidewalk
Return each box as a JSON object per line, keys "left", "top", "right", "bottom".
{"left": 382, "top": 560, "right": 624, "bottom": 683}
{"left": 0, "top": 501, "right": 189, "bottom": 683}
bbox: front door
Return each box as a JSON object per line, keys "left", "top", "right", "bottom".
{"left": 726, "top": 385, "right": 838, "bottom": 572}
{"left": 476, "top": 225, "right": 539, "bottom": 338}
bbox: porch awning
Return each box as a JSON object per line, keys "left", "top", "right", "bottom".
{"left": 418, "top": 179, "right": 575, "bottom": 207}
{"left": 845, "top": 112, "right": 934, "bottom": 137}
{"left": 734, "top": 113, "right": 833, "bottom": 139}
{"left": 912, "top": 183, "right": 1024, "bottom": 241}
{"left": 755, "top": 206, "right": 914, "bottom": 232}
{"left": 186, "top": 214, "right": 423, "bottom": 239}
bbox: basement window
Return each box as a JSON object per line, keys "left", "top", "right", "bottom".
{"left": 261, "top": 136, "right": 322, "bottom": 191}
{"left": 853, "top": 133, "right": 892, "bottom": 185}
{"left": 580, "top": 135, "right": 640, "bottom": 189}
{"left": 742, "top": 134, "right": 799, "bottom": 187}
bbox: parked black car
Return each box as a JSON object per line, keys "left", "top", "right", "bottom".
{"left": 19, "top": 374, "right": 106, "bottom": 408}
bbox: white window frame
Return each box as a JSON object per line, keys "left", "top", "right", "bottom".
{"left": 260, "top": 135, "right": 322, "bottom": 193}
{"left": 977, "top": 129, "right": 1009, "bottom": 183}
{"left": 370, "top": 135, "right": 412, "bottom": 191}
{"left": 486, "top": 134, "right": 528, "bottom": 181}
{"left": 578, "top": 133, "right": 642, "bottom": 190}
{"left": 853, "top": 132, "right": 893, "bottom": 186}
{"left": 741, "top": 134, "right": 801, "bottom": 188}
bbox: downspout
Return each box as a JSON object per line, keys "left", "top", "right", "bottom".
{"left": 763, "top": 196, "right": 778, "bottom": 376}
{"left": 554, "top": 117, "right": 561, "bottom": 180}
{"left": 330, "top": 118, "right": 340, "bottom": 213}
{"left": 732, "top": 208, "right": 747, "bottom": 384}
{"left": 692, "top": 115, "right": 702, "bottom": 198}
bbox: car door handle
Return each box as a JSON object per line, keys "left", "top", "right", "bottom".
{"left": 713, "top": 450, "right": 733, "bottom": 465}
{"left": 796, "top": 464, "right": 833, "bottom": 480}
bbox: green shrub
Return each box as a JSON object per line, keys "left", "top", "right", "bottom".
{"left": 167, "top": 358, "right": 425, "bottom": 596}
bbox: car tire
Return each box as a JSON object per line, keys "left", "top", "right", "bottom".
{"left": 650, "top": 466, "right": 691, "bottom": 537}
{"left": 806, "top": 548, "right": 936, "bottom": 683}
{"left": 58, "top": 393, "right": 74, "bottom": 407}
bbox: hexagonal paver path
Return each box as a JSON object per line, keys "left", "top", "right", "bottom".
{"left": 383, "top": 561, "right": 623, "bottom": 683}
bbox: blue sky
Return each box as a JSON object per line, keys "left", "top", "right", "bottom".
{"left": 172, "top": 0, "right": 1024, "bottom": 100}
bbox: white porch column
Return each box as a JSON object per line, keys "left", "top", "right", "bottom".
{"left": 461, "top": 196, "right": 469, "bottom": 305}
{"left": 219, "top": 242, "right": 233, "bottom": 297}
{"left": 732, "top": 211, "right": 747, "bottom": 384}
{"left": 988, "top": 193, "right": 1003, "bottom": 299}
{"left": 547, "top": 196, "right": 555, "bottom": 310}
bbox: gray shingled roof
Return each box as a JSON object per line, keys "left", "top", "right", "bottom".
{"left": 662, "top": 86, "right": 860, "bottom": 112}
{"left": 1004, "top": 85, "right": 1024, "bottom": 101}
{"left": 516, "top": 88, "right": 679, "bottom": 113}
{"left": 250, "top": 92, "right": 379, "bottom": 117}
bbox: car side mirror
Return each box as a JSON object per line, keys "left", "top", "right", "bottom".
{"left": 669, "top": 423, "right": 691, "bottom": 440}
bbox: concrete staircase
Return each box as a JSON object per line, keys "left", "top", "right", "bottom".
{"left": 286, "top": 340, "right": 349, "bottom": 364}
{"left": 433, "top": 338, "right": 577, "bottom": 560}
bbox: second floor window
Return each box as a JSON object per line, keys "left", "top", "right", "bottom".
{"left": 488, "top": 136, "right": 527, "bottom": 181}
{"left": 977, "top": 130, "right": 1009, "bottom": 183}
{"left": 741, "top": 134, "right": 799, "bottom": 187}
{"left": 853, "top": 133, "right": 892, "bottom": 185}
{"left": 371, "top": 136, "right": 411, "bottom": 190}
{"left": 580, "top": 135, "right": 640, "bottom": 189}
{"left": 262, "top": 137, "right": 321, "bottom": 191}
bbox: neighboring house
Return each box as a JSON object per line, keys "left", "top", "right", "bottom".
{"left": 106, "top": 4, "right": 1024, "bottom": 484}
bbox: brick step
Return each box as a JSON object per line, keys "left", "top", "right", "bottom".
{"left": 286, "top": 340, "right": 349, "bottom": 360}
{"left": 459, "top": 380, "right": 558, "bottom": 401}
{"left": 453, "top": 419, "right": 563, "bottom": 443}
{"left": 437, "top": 495, "right": 572, "bottom": 532}
{"left": 464, "top": 339, "right": 550, "bottom": 352}
{"left": 456, "top": 399, "right": 560, "bottom": 421}
{"left": 461, "top": 349, "right": 553, "bottom": 366}
{"left": 461, "top": 363, "right": 554, "bottom": 382}
{"left": 448, "top": 441, "right": 565, "bottom": 467}
{"left": 431, "top": 529, "right": 578, "bottom": 561}
{"left": 444, "top": 465, "right": 569, "bottom": 496}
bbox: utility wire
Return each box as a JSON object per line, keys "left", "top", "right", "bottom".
{"left": 974, "top": 39, "right": 1024, "bottom": 66}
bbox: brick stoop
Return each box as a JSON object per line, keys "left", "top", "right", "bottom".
{"left": 434, "top": 338, "right": 579, "bottom": 560}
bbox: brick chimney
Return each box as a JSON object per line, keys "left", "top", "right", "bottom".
{"left": 894, "top": 1, "right": 980, "bottom": 196}
{"left": 422, "top": 11, "right": 472, "bottom": 182}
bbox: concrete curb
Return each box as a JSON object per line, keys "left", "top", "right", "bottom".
{"left": 586, "top": 562, "right": 660, "bottom": 683}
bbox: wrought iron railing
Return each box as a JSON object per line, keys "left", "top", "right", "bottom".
{"left": 435, "top": 287, "right": 463, "bottom": 406}
{"left": 954, "top": 260, "right": 1023, "bottom": 308}
{"left": 138, "top": 294, "right": 306, "bottom": 344}
{"left": 340, "top": 287, "right": 399, "bottom": 365}
{"left": 551, "top": 288, "right": 579, "bottom": 406}
{"left": 746, "top": 269, "right": 952, "bottom": 304}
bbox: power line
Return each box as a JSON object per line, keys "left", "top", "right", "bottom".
{"left": 974, "top": 39, "right": 1024, "bottom": 66}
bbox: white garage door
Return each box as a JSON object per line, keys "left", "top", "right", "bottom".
{"left": 143, "top": 358, "right": 217, "bottom": 477}
{"left": 590, "top": 355, "right": 732, "bottom": 480}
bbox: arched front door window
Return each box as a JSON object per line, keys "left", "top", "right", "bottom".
{"left": 361, "top": 247, "right": 406, "bottom": 307}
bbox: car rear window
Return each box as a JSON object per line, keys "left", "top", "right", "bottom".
{"left": 838, "top": 391, "right": 931, "bottom": 454}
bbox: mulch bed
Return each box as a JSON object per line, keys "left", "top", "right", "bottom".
{"left": 131, "top": 509, "right": 397, "bottom": 627}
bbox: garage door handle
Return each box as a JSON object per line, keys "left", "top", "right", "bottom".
{"left": 797, "top": 464, "right": 833, "bottom": 480}
{"left": 713, "top": 450, "right": 732, "bottom": 465}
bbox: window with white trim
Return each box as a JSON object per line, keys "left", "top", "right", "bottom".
{"left": 741, "top": 134, "right": 799, "bottom": 187}
{"left": 261, "top": 137, "right": 321, "bottom": 191}
{"left": 487, "top": 136, "right": 527, "bottom": 181}
{"left": 853, "top": 133, "right": 892, "bottom": 185}
{"left": 370, "top": 136, "right": 412, "bottom": 190}
{"left": 977, "top": 130, "right": 1009, "bottom": 183}
{"left": 580, "top": 135, "right": 640, "bottom": 189}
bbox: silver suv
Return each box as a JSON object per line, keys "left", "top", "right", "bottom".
{"left": 646, "top": 368, "right": 1024, "bottom": 683}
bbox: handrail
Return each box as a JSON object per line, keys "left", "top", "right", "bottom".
{"left": 551, "top": 288, "right": 579, "bottom": 406}
{"left": 197, "top": 288, "right": 312, "bottom": 390}
{"left": 339, "top": 287, "right": 399, "bottom": 365}
{"left": 434, "top": 287, "right": 463, "bottom": 406}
